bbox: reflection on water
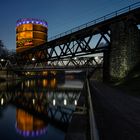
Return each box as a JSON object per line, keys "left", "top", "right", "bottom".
{"left": 0, "top": 77, "right": 83, "bottom": 140}
{"left": 1, "top": 98, "right": 4, "bottom": 105}
{"left": 24, "top": 78, "right": 57, "bottom": 89}
{"left": 16, "top": 109, "right": 47, "bottom": 137}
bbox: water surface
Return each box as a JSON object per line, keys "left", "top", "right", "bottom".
{"left": 0, "top": 78, "right": 83, "bottom": 140}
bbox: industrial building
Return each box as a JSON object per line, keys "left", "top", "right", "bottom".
{"left": 16, "top": 18, "right": 48, "bottom": 53}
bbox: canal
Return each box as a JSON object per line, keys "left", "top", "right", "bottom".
{"left": 0, "top": 76, "right": 84, "bottom": 140}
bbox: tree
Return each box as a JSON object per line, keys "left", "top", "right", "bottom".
{"left": 0, "top": 40, "right": 9, "bottom": 57}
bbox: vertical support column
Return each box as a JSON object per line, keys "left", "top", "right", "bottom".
{"left": 109, "top": 19, "right": 140, "bottom": 81}
{"left": 103, "top": 49, "right": 110, "bottom": 82}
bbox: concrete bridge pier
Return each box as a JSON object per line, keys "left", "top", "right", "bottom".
{"left": 108, "top": 19, "right": 140, "bottom": 81}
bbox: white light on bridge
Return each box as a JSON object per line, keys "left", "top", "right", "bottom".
{"left": 32, "top": 58, "right": 35, "bottom": 61}
{"left": 1, "top": 98, "right": 4, "bottom": 105}
{"left": 0, "top": 59, "right": 4, "bottom": 62}
{"left": 64, "top": 99, "right": 67, "bottom": 106}
{"left": 95, "top": 56, "right": 99, "bottom": 60}
{"left": 53, "top": 99, "right": 56, "bottom": 106}
{"left": 74, "top": 100, "right": 77, "bottom": 106}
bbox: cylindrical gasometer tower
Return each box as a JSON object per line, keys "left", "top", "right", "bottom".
{"left": 16, "top": 18, "right": 48, "bottom": 53}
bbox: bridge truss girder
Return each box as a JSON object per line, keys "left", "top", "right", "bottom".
{"left": 0, "top": 56, "right": 103, "bottom": 71}
{"left": 16, "top": 29, "right": 110, "bottom": 65}
{"left": 21, "top": 56, "right": 103, "bottom": 71}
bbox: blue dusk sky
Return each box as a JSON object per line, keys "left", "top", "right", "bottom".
{"left": 0, "top": 0, "right": 139, "bottom": 50}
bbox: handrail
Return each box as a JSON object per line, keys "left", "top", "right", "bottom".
{"left": 86, "top": 78, "right": 99, "bottom": 140}
{"left": 48, "top": 2, "right": 140, "bottom": 41}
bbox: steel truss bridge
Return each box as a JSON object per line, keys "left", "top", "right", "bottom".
{"left": 0, "top": 56, "right": 103, "bottom": 71}
{"left": 15, "top": 3, "right": 140, "bottom": 59}
{"left": 1, "top": 2, "right": 140, "bottom": 73}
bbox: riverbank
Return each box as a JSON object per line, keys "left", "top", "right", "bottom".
{"left": 88, "top": 61, "right": 140, "bottom": 139}
{"left": 89, "top": 80, "right": 140, "bottom": 140}
{"left": 65, "top": 82, "right": 90, "bottom": 140}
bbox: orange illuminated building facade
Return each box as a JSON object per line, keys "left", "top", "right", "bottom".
{"left": 16, "top": 18, "right": 48, "bottom": 53}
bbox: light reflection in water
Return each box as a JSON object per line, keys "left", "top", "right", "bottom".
{"left": 0, "top": 77, "right": 83, "bottom": 140}
{"left": 27, "top": 80, "right": 30, "bottom": 87}
{"left": 53, "top": 99, "right": 56, "bottom": 106}
{"left": 43, "top": 79, "right": 48, "bottom": 87}
{"left": 16, "top": 109, "right": 47, "bottom": 137}
{"left": 24, "top": 78, "right": 57, "bottom": 89}
{"left": 32, "top": 98, "right": 35, "bottom": 105}
{"left": 64, "top": 99, "right": 67, "bottom": 106}
{"left": 1, "top": 98, "right": 4, "bottom": 105}
{"left": 50, "top": 78, "right": 56, "bottom": 88}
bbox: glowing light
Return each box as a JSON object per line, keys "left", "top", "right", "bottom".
{"left": 27, "top": 80, "right": 30, "bottom": 87}
{"left": 51, "top": 71, "right": 56, "bottom": 76}
{"left": 15, "top": 110, "right": 48, "bottom": 137}
{"left": 0, "top": 59, "right": 4, "bottom": 62}
{"left": 43, "top": 71, "right": 48, "bottom": 76}
{"left": 32, "top": 99, "right": 35, "bottom": 104}
{"left": 27, "top": 72, "right": 30, "bottom": 75}
{"left": 16, "top": 18, "right": 48, "bottom": 28}
{"left": 32, "top": 58, "right": 35, "bottom": 61}
{"left": 74, "top": 57, "right": 77, "bottom": 60}
{"left": 24, "top": 42, "right": 33, "bottom": 46}
{"left": 53, "top": 99, "right": 56, "bottom": 106}
{"left": 50, "top": 78, "right": 56, "bottom": 88}
{"left": 16, "top": 18, "right": 48, "bottom": 53}
{"left": 64, "top": 99, "right": 67, "bottom": 106}
{"left": 1, "top": 98, "right": 4, "bottom": 105}
{"left": 74, "top": 100, "right": 77, "bottom": 106}
{"left": 43, "top": 79, "right": 48, "bottom": 87}
{"left": 95, "top": 56, "right": 99, "bottom": 60}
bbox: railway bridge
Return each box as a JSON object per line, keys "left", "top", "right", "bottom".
{"left": 1, "top": 2, "right": 140, "bottom": 81}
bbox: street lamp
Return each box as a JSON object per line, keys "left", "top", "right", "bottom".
{"left": 0, "top": 59, "right": 4, "bottom": 62}
{"left": 95, "top": 56, "right": 99, "bottom": 61}
{"left": 32, "top": 57, "right": 35, "bottom": 61}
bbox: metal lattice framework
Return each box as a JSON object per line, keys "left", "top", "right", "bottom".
{"left": 16, "top": 30, "right": 109, "bottom": 65}
{"left": 14, "top": 2, "right": 140, "bottom": 65}
{"left": 21, "top": 56, "right": 103, "bottom": 71}
{"left": 1, "top": 2, "right": 140, "bottom": 69}
{"left": 0, "top": 56, "right": 103, "bottom": 72}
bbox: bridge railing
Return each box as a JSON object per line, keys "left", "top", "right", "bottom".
{"left": 86, "top": 78, "right": 99, "bottom": 140}
{"left": 49, "top": 2, "right": 140, "bottom": 41}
